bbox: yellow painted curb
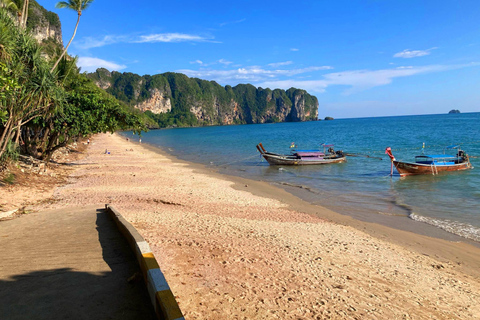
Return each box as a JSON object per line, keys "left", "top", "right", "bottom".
{"left": 105, "top": 204, "right": 184, "bottom": 320}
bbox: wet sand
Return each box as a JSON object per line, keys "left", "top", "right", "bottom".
{"left": 30, "top": 133, "right": 480, "bottom": 319}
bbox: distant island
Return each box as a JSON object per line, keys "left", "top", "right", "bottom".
{"left": 448, "top": 109, "right": 461, "bottom": 114}
{"left": 324, "top": 117, "right": 334, "bottom": 120}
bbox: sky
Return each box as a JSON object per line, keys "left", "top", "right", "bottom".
{"left": 39, "top": 0, "right": 480, "bottom": 118}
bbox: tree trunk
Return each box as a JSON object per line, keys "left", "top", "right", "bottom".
{"left": 25, "top": 125, "right": 40, "bottom": 157}
{"left": 39, "top": 125, "right": 51, "bottom": 155}
{"left": 0, "top": 117, "right": 13, "bottom": 145}
{"left": 44, "top": 141, "right": 67, "bottom": 163}
{"left": 14, "top": 120, "right": 21, "bottom": 146}
{"left": 17, "top": 11, "right": 22, "bottom": 25}
{"left": 0, "top": 128, "right": 16, "bottom": 159}
{"left": 50, "top": 12, "right": 81, "bottom": 72}
{"left": 0, "top": 117, "right": 14, "bottom": 158}
{"left": 23, "top": 0, "right": 29, "bottom": 28}
{"left": 19, "top": 127, "right": 27, "bottom": 154}
{"left": 42, "top": 131, "right": 68, "bottom": 163}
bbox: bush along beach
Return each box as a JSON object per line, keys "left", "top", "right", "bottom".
{"left": 0, "top": 5, "right": 148, "bottom": 168}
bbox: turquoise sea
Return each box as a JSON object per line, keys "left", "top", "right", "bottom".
{"left": 126, "top": 112, "right": 480, "bottom": 242}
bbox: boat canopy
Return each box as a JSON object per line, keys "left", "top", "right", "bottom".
{"left": 293, "top": 149, "right": 323, "bottom": 153}
{"left": 415, "top": 154, "right": 458, "bottom": 165}
{"left": 295, "top": 151, "right": 325, "bottom": 157}
{"left": 416, "top": 154, "right": 458, "bottom": 159}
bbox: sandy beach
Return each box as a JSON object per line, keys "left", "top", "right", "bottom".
{"left": 5, "top": 132, "right": 480, "bottom": 319}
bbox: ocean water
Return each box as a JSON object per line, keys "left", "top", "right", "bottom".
{"left": 125, "top": 112, "right": 480, "bottom": 242}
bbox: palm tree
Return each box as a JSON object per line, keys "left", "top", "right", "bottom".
{"left": 0, "top": 0, "right": 31, "bottom": 28}
{"left": 50, "top": 0, "right": 94, "bottom": 73}
{"left": 21, "top": 0, "right": 29, "bottom": 29}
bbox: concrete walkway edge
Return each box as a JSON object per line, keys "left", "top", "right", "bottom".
{"left": 105, "top": 204, "right": 185, "bottom": 320}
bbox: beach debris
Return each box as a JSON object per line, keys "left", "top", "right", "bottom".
{"left": 127, "top": 272, "right": 142, "bottom": 283}
{"left": 0, "top": 209, "right": 18, "bottom": 220}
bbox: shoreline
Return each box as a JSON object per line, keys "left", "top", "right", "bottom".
{"left": 14, "top": 133, "right": 480, "bottom": 319}
{"left": 138, "top": 138, "right": 480, "bottom": 278}
{"left": 129, "top": 129, "right": 480, "bottom": 247}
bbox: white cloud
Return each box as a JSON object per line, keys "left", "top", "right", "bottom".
{"left": 177, "top": 60, "right": 478, "bottom": 94}
{"left": 188, "top": 59, "right": 233, "bottom": 67}
{"left": 78, "top": 57, "right": 127, "bottom": 72}
{"left": 218, "top": 59, "right": 233, "bottom": 65}
{"left": 135, "top": 33, "right": 213, "bottom": 43}
{"left": 290, "top": 48, "right": 299, "bottom": 52}
{"left": 76, "top": 33, "right": 217, "bottom": 49}
{"left": 177, "top": 65, "right": 333, "bottom": 84}
{"left": 268, "top": 61, "right": 293, "bottom": 68}
{"left": 259, "top": 63, "right": 478, "bottom": 94}
{"left": 219, "top": 18, "right": 246, "bottom": 27}
{"left": 76, "top": 35, "right": 126, "bottom": 49}
{"left": 393, "top": 47, "right": 438, "bottom": 58}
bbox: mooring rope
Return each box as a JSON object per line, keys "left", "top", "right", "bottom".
{"left": 348, "top": 139, "right": 480, "bottom": 156}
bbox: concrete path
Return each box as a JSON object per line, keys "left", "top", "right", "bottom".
{"left": 0, "top": 205, "right": 156, "bottom": 320}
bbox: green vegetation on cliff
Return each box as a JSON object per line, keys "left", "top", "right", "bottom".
{"left": 86, "top": 69, "right": 319, "bottom": 128}
{"left": 25, "top": 0, "right": 61, "bottom": 30}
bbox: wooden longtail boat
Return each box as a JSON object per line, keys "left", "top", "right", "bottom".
{"left": 256, "top": 143, "right": 346, "bottom": 166}
{"left": 385, "top": 146, "right": 474, "bottom": 176}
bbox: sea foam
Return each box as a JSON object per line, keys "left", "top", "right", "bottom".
{"left": 410, "top": 213, "right": 480, "bottom": 242}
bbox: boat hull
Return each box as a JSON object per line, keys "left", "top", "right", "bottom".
{"left": 261, "top": 152, "right": 346, "bottom": 166}
{"left": 393, "top": 160, "right": 473, "bottom": 176}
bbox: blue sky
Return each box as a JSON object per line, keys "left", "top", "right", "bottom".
{"left": 40, "top": 0, "right": 480, "bottom": 118}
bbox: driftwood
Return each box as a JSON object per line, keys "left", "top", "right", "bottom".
{"left": 18, "top": 155, "right": 48, "bottom": 172}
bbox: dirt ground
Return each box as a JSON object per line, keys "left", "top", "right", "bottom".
{"left": 0, "top": 141, "right": 87, "bottom": 217}
{"left": 2, "top": 133, "right": 480, "bottom": 320}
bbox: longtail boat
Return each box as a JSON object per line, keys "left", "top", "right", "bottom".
{"left": 256, "top": 143, "right": 346, "bottom": 166}
{"left": 385, "top": 146, "right": 473, "bottom": 176}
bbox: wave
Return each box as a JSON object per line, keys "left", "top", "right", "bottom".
{"left": 410, "top": 213, "right": 480, "bottom": 242}
{"left": 272, "top": 178, "right": 480, "bottom": 243}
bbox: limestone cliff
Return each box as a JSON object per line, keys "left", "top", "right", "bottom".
{"left": 136, "top": 89, "right": 172, "bottom": 114}
{"left": 86, "top": 69, "right": 319, "bottom": 127}
{"left": 27, "top": 1, "right": 63, "bottom": 46}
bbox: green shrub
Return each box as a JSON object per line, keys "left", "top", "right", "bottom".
{"left": 2, "top": 172, "right": 15, "bottom": 185}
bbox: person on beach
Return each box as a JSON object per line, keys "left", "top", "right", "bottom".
{"left": 87, "top": 139, "right": 90, "bottom": 145}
